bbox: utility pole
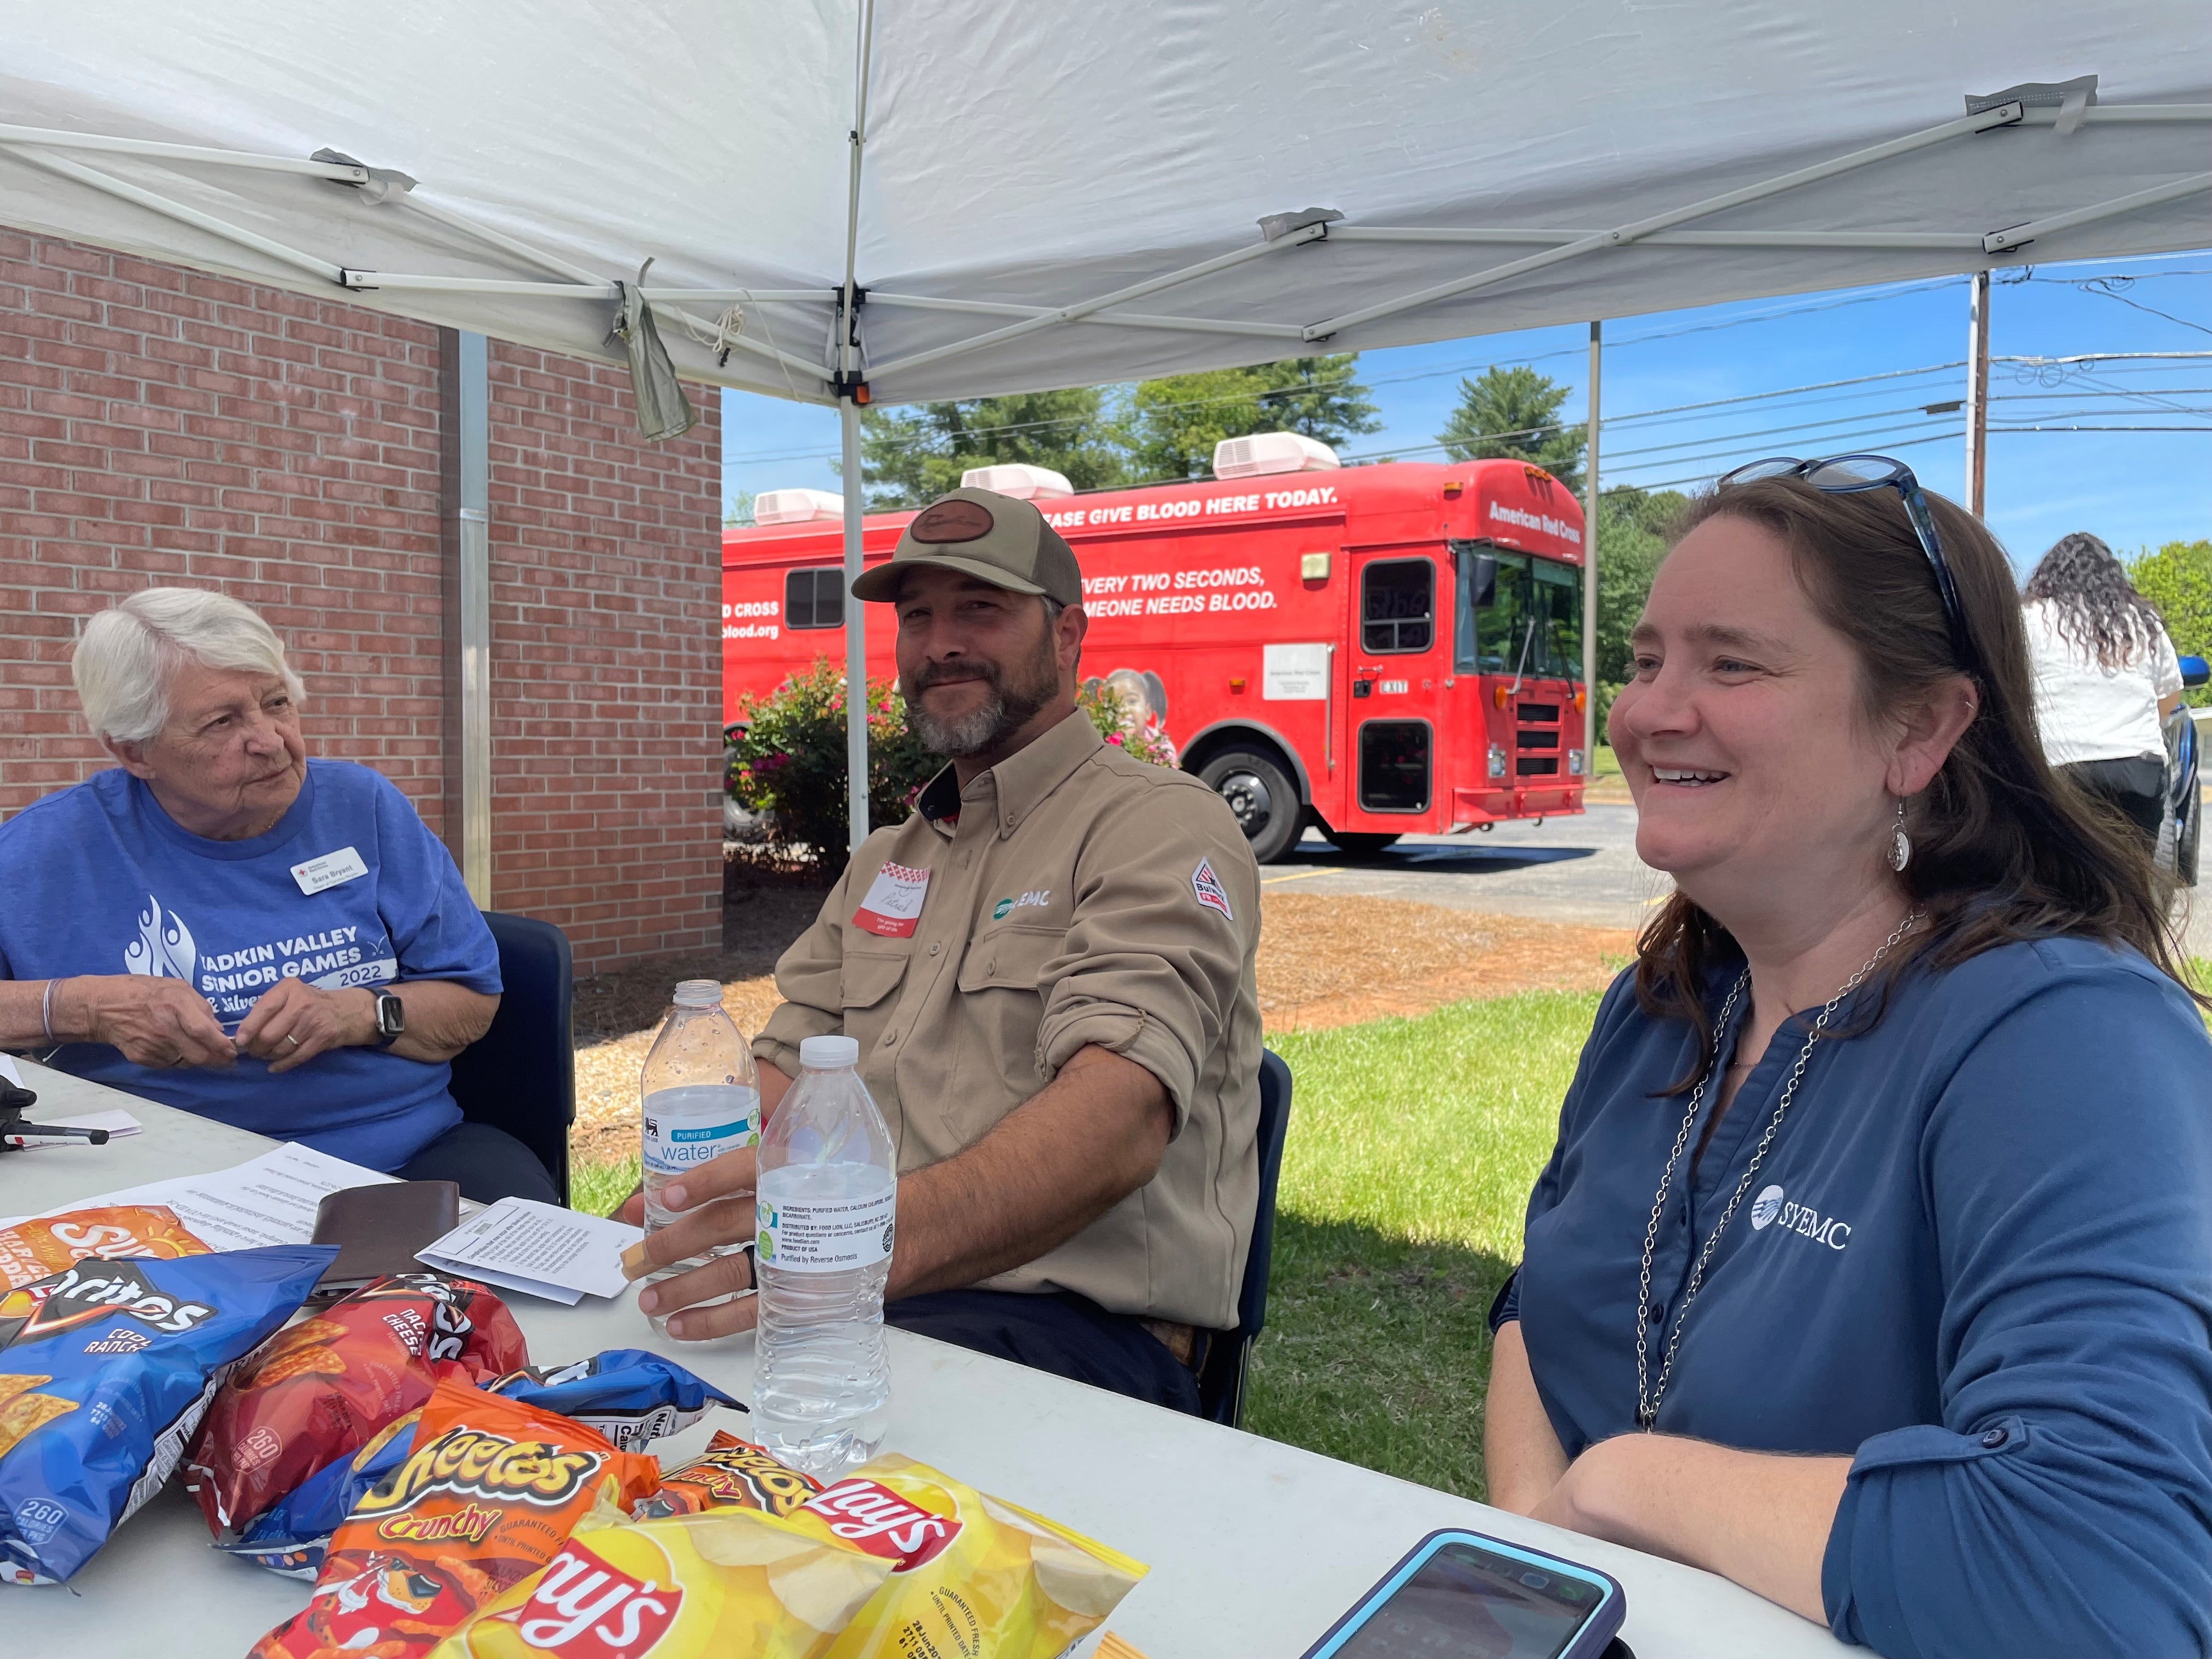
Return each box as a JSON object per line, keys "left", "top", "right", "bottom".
{"left": 1582, "top": 321, "right": 1601, "bottom": 764}
{"left": 1965, "top": 270, "right": 1990, "bottom": 516}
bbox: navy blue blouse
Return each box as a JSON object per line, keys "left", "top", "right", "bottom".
{"left": 1496, "top": 935, "right": 2212, "bottom": 1659}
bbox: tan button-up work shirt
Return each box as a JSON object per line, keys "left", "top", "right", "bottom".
{"left": 754, "top": 711, "right": 1263, "bottom": 1330}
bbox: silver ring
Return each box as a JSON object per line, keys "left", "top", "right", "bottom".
{"left": 283, "top": 1033, "right": 301, "bottom": 1049}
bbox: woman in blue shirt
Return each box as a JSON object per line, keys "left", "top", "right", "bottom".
{"left": 0, "top": 588, "right": 552, "bottom": 1202}
{"left": 1485, "top": 459, "right": 2212, "bottom": 1659}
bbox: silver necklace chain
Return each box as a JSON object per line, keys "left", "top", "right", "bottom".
{"left": 1633, "top": 909, "right": 1922, "bottom": 1429}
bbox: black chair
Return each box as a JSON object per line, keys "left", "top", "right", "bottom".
{"left": 1196, "top": 1047, "right": 1293, "bottom": 1427}
{"left": 445, "top": 911, "right": 574, "bottom": 1206}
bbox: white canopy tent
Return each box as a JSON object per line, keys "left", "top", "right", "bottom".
{"left": 3, "top": 1, "right": 2206, "bottom": 849}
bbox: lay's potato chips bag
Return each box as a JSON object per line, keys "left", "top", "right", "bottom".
{"left": 795, "top": 1454, "right": 1147, "bottom": 1659}
{"left": 0, "top": 1205, "right": 212, "bottom": 1290}
{"left": 425, "top": 1499, "right": 891, "bottom": 1659}
{"left": 252, "top": 1379, "right": 661, "bottom": 1659}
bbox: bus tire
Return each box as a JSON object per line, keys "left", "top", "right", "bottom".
{"left": 1199, "top": 749, "right": 1304, "bottom": 864}
{"left": 1329, "top": 831, "right": 1401, "bottom": 857}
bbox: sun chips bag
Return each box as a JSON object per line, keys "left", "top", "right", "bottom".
{"left": 634, "top": 1429, "right": 822, "bottom": 1521}
{"left": 186, "top": 1273, "right": 528, "bottom": 1538}
{"left": 0, "top": 1204, "right": 213, "bottom": 1289}
{"left": 227, "top": 1350, "right": 739, "bottom": 1577}
{"left": 252, "top": 1378, "right": 661, "bottom": 1659}
{"left": 798, "top": 1454, "right": 1148, "bottom": 1659}
{"left": 0, "top": 1242, "right": 332, "bottom": 1584}
{"left": 424, "top": 1500, "right": 893, "bottom": 1659}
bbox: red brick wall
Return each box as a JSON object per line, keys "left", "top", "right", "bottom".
{"left": 484, "top": 347, "right": 723, "bottom": 968}
{"left": 0, "top": 230, "right": 723, "bottom": 973}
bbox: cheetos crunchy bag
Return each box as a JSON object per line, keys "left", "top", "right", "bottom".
{"left": 0, "top": 1204, "right": 213, "bottom": 1289}
{"left": 799, "top": 1453, "right": 1146, "bottom": 1659}
{"left": 228, "top": 1350, "right": 738, "bottom": 1577}
{"left": 0, "top": 1243, "right": 333, "bottom": 1584}
{"left": 252, "top": 1378, "right": 661, "bottom": 1659}
{"left": 185, "top": 1273, "right": 527, "bottom": 1539}
{"left": 423, "top": 1500, "right": 892, "bottom": 1659}
{"left": 634, "top": 1429, "right": 821, "bottom": 1520}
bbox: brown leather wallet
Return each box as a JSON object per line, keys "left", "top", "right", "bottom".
{"left": 1141, "top": 1317, "right": 1199, "bottom": 1368}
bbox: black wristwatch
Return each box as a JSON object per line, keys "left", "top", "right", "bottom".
{"left": 369, "top": 990, "right": 405, "bottom": 1048}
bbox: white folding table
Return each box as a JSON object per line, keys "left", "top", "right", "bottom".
{"left": 0, "top": 1060, "right": 1850, "bottom": 1658}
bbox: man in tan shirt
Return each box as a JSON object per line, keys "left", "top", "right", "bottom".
{"left": 623, "top": 486, "right": 1263, "bottom": 1412}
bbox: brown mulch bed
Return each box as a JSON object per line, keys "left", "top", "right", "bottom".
{"left": 566, "top": 883, "right": 1632, "bottom": 1170}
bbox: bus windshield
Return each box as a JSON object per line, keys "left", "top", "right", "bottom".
{"left": 1453, "top": 544, "right": 1582, "bottom": 680}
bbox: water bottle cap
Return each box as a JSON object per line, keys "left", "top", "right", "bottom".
{"left": 799, "top": 1035, "right": 861, "bottom": 1069}
{"left": 673, "top": 979, "right": 724, "bottom": 1008}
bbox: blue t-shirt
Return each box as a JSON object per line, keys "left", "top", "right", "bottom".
{"left": 0, "top": 761, "right": 501, "bottom": 1171}
{"left": 1496, "top": 937, "right": 2212, "bottom": 1659}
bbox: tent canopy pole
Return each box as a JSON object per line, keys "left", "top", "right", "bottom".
{"left": 1583, "top": 321, "right": 1601, "bottom": 765}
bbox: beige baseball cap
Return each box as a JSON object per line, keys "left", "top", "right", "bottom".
{"left": 850, "top": 487, "right": 1084, "bottom": 606}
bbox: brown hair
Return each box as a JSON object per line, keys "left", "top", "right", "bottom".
{"left": 1634, "top": 476, "right": 2198, "bottom": 1087}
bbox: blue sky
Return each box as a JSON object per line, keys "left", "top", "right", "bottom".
{"left": 720, "top": 250, "right": 2211, "bottom": 568}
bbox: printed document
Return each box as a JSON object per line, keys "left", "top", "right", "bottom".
{"left": 16, "top": 1142, "right": 395, "bottom": 1251}
{"left": 417, "top": 1197, "right": 642, "bottom": 1305}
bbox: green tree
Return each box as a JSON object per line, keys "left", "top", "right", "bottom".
{"left": 1437, "top": 366, "right": 1585, "bottom": 492}
{"left": 2129, "top": 538, "right": 2212, "bottom": 707}
{"left": 724, "top": 490, "right": 755, "bottom": 527}
{"left": 1120, "top": 354, "right": 1380, "bottom": 482}
{"left": 857, "top": 389, "right": 1130, "bottom": 508}
{"left": 1590, "top": 485, "right": 1688, "bottom": 733}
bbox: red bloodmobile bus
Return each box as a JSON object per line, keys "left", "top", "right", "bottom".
{"left": 721, "top": 438, "right": 1587, "bottom": 862}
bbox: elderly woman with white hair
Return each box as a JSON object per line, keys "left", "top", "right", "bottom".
{"left": 0, "top": 588, "right": 554, "bottom": 1202}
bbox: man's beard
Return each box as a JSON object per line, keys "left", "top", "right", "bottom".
{"left": 907, "top": 634, "right": 1059, "bottom": 758}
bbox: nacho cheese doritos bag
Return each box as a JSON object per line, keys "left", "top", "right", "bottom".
{"left": 425, "top": 1500, "right": 892, "bottom": 1659}
{"left": 0, "top": 1204, "right": 213, "bottom": 1290}
{"left": 187, "top": 1273, "right": 527, "bottom": 1538}
{"left": 252, "top": 1378, "right": 661, "bottom": 1659}
{"left": 0, "top": 1243, "right": 332, "bottom": 1584}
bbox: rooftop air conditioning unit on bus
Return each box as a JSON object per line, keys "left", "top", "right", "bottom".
{"left": 1212, "top": 431, "right": 1340, "bottom": 479}
{"left": 958, "top": 463, "right": 1074, "bottom": 500}
{"left": 753, "top": 488, "right": 847, "bottom": 526}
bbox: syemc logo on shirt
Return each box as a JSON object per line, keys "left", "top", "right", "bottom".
{"left": 1750, "top": 1184, "right": 1852, "bottom": 1251}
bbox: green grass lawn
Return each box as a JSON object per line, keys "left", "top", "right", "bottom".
{"left": 571, "top": 988, "right": 1598, "bottom": 1504}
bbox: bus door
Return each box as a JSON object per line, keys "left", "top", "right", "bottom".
{"left": 1349, "top": 549, "right": 1444, "bottom": 823}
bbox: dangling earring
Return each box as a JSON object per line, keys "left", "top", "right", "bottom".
{"left": 1889, "top": 798, "right": 1911, "bottom": 873}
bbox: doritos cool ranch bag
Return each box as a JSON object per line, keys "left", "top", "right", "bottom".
{"left": 0, "top": 1242, "right": 332, "bottom": 1584}
{"left": 253, "top": 1378, "right": 660, "bottom": 1659}
{"left": 187, "top": 1273, "right": 528, "bottom": 1538}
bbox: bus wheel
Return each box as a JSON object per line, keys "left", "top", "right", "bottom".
{"left": 1199, "top": 749, "right": 1303, "bottom": 864}
{"left": 1329, "top": 832, "right": 1401, "bottom": 857}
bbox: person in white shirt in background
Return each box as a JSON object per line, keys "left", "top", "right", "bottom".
{"left": 2021, "top": 531, "right": 2183, "bottom": 850}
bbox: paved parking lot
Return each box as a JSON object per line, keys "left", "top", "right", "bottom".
{"left": 1267, "top": 804, "right": 1666, "bottom": 931}
{"left": 1273, "top": 804, "right": 2212, "bottom": 960}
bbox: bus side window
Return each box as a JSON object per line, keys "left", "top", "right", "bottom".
{"left": 786, "top": 567, "right": 845, "bottom": 630}
{"left": 1362, "top": 558, "right": 1434, "bottom": 654}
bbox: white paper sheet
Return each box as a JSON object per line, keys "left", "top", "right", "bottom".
{"left": 24, "top": 1142, "right": 395, "bottom": 1251}
{"left": 417, "top": 1197, "right": 642, "bottom": 1305}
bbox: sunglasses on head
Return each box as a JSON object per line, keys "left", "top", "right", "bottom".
{"left": 1716, "top": 454, "right": 1975, "bottom": 672}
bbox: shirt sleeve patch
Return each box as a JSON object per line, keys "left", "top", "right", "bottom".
{"left": 1190, "top": 856, "right": 1234, "bottom": 922}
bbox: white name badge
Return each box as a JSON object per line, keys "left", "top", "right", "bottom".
{"left": 291, "top": 845, "right": 369, "bottom": 896}
{"left": 851, "top": 860, "right": 931, "bottom": 938}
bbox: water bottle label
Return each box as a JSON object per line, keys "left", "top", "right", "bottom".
{"left": 642, "top": 1113, "right": 757, "bottom": 1172}
{"left": 757, "top": 1186, "right": 897, "bottom": 1273}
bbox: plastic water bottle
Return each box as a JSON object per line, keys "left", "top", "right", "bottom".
{"left": 639, "top": 980, "right": 759, "bottom": 1336}
{"left": 752, "top": 1034, "right": 898, "bottom": 1477}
